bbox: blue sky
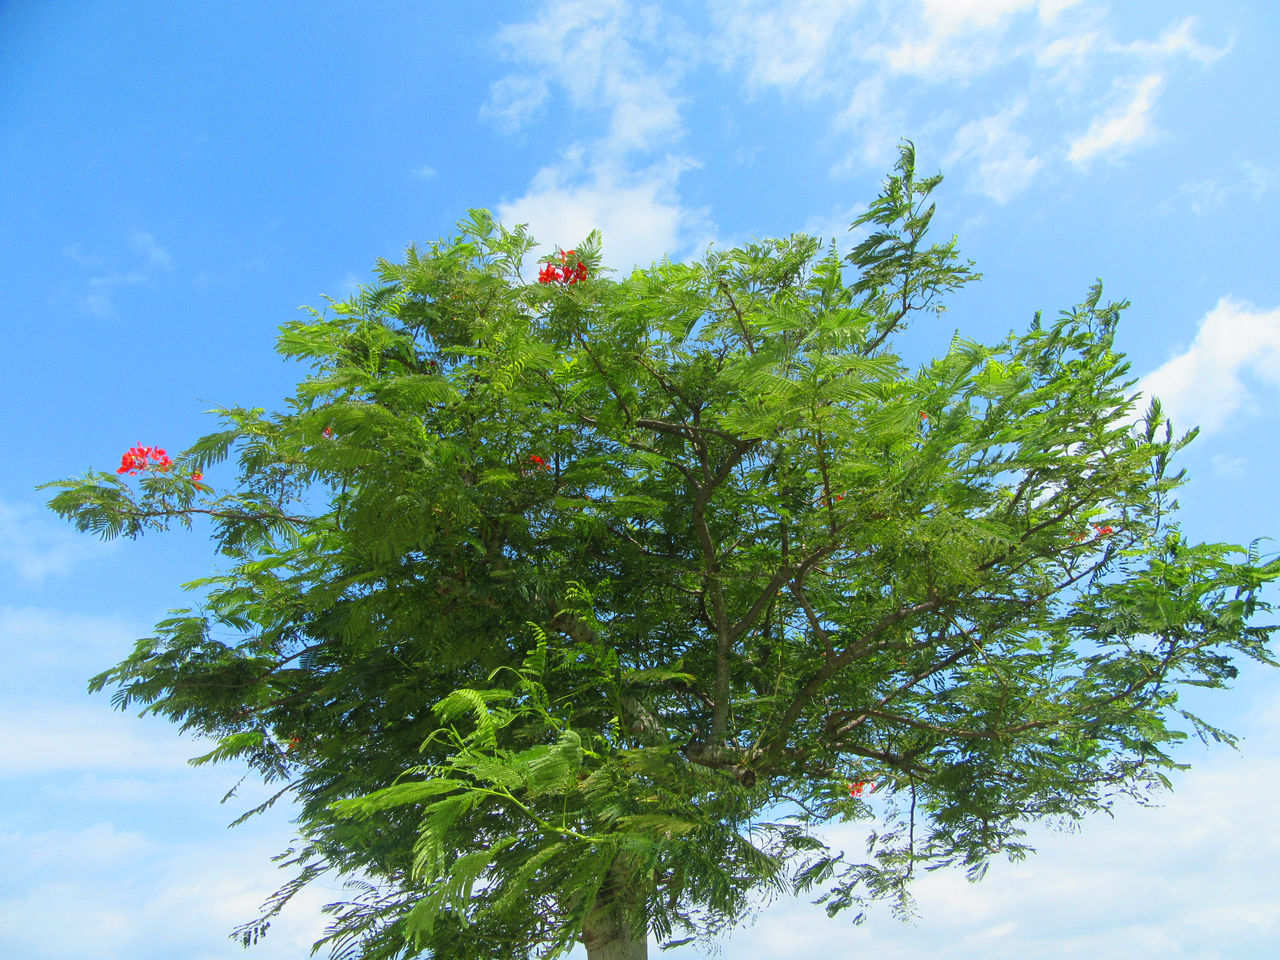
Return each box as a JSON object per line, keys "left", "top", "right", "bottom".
{"left": 2, "top": 1, "right": 1279, "bottom": 957}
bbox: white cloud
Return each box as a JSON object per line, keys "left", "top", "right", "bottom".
{"left": 868, "top": 0, "right": 1038, "bottom": 82}
{"left": 0, "top": 701, "right": 195, "bottom": 777}
{"left": 497, "top": 153, "right": 708, "bottom": 273}
{"left": 486, "top": 1, "right": 709, "bottom": 269}
{"left": 920, "top": 0, "right": 1038, "bottom": 31}
{"left": 832, "top": 75, "right": 905, "bottom": 172}
{"left": 1161, "top": 161, "right": 1280, "bottom": 216}
{"left": 1035, "top": 28, "right": 1106, "bottom": 87}
{"left": 0, "top": 605, "right": 138, "bottom": 687}
{"left": 1067, "top": 72, "right": 1164, "bottom": 168}
{"left": 1135, "top": 297, "right": 1280, "bottom": 436}
{"left": 1211, "top": 454, "right": 1246, "bottom": 479}
{"left": 480, "top": 74, "right": 550, "bottom": 133}
{"left": 333, "top": 271, "right": 363, "bottom": 299}
{"left": 709, "top": 0, "right": 865, "bottom": 94}
{"left": 803, "top": 201, "right": 870, "bottom": 256}
{"left": 662, "top": 727, "right": 1280, "bottom": 960}
{"left": 40, "top": 772, "right": 192, "bottom": 804}
{"left": 0, "top": 820, "right": 335, "bottom": 960}
{"left": 1118, "top": 16, "right": 1232, "bottom": 65}
{"left": 0, "top": 822, "right": 155, "bottom": 874}
{"left": 63, "top": 231, "right": 173, "bottom": 318}
{"left": 1163, "top": 176, "right": 1235, "bottom": 216}
{"left": 128, "top": 231, "right": 172, "bottom": 271}
{"left": 702, "top": 3, "right": 1227, "bottom": 197}
{"left": 410, "top": 165, "right": 436, "bottom": 179}
{"left": 946, "top": 98, "right": 1043, "bottom": 203}
{"left": 1037, "top": 0, "right": 1083, "bottom": 23}
{"left": 487, "top": 0, "right": 686, "bottom": 160}
{"left": 0, "top": 499, "right": 115, "bottom": 584}
{"left": 1243, "top": 161, "right": 1280, "bottom": 197}
{"left": 485, "top": 3, "right": 1236, "bottom": 275}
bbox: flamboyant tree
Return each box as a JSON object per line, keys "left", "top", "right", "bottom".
{"left": 46, "top": 145, "right": 1278, "bottom": 960}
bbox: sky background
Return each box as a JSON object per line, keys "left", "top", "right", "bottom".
{"left": 2, "top": 1, "right": 1279, "bottom": 957}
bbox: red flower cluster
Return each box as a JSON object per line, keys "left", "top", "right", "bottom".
{"left": 322, "top": 426, "right": 334, "bottom": 438}
{"left": 538, "top": 249, "right": 589, "bottom": 285}
{"left": 116, "top": 443, "right": 209, "bottom": 489}
{"left": 117, "top": 444, "right": 173, "bottom": 475}
{"left": 848, "top": 781, "right": 875, "bottom": 799}
{"left": 525, "top": 454, "right": 551, "bottom": 472}
{"left": 1071, "top": 523, "right": 1117, "bottom": 542}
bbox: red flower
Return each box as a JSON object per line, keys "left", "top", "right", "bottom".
{"left": 848, "top": 781, "right": 875, "bottom": 798}
{"left": 191, "top": 471, "right": 203, "bottom": 482}
{"left": 1092, "top": 524, "right": 1115, "bottom": 537}
{"left": 527, "top": 454, "right": 550, "bottom": 471}
{"left": 539, "top": 251, "right": 589, "bottom": 285}
{"left": 322, "top": 426, "right": 334, "bottom": 438}
{"left": 116, "top": 444, "right": 174, "bottom": 475}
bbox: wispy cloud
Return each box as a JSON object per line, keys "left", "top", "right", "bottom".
{"left": 946, "top": 98, "right": 1044, "bottom": 203}
{"left": 1037, "top": 0, "right": 1084, "bottom": 22}
{"left": 803, "top": 201, "right": 871, "bottom": 257}
{"left": 1211, "top": 453, "right": 1246, "bottom": 479}
{"left": 1160, "top": 161, "right": 1279, "bottom": 216}
{"left": 1135, "top": 297, "right": 1280, "bottom": 436}
{"left": 483, "top": 3, "right": 1234, "bottom": 266}
{"left": 688, "top": 706, "right": 1280, "bottom": 959}
{"left": 709, "top": 0, "right": 864, "bottom": 94}
{"left": 869, "top": 0, "right": 1038, "bottom": 81}
{"left": 0, "top": 819, "right": 335, "bottom": 960}
{"left": 1066, "top": 72, "right": 1164, "bottom": 168}
{"left": 480, "top": 74, "right": 550, "bottom": 133}
{"left": 705, "top": 2, "right": 1228, "bottom": 194}
{"left": 832, "top": 75, "right": 907, "bottom": 172}
{"left": 1117, "top": 15, "right": 1232, "bottom": 65}
{"left": 63, "top": 231, "right": 173, "bottom": 318}
{"left": 0, "top": 498, "right": 114, "bottom": 584}
{"left": 485, "top": 0, "right": 710, "bottom": 268}
{"left": 0, "top": 701, "right": 196, "bottom": 777}
{"left": 486, "top": 0, "right": 688, "bottom": 160}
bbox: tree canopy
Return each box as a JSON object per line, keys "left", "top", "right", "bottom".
{"left": 46, "top": 145, "right": 1279, "bottom": 960}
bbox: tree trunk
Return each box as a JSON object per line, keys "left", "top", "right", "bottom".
{"left": 581, "top": 859, "right": 648, "bottom": 960}
{"left": 581, "top": 907, "right": 647, "bottom": 960}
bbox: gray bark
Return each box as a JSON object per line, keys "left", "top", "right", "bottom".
{"left": 581, "top": 909, "right": 647, "bottom": 960}
{"left": 581, "top": 859, "right": 648, "bottom": 960}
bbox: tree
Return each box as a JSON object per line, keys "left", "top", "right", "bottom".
{"left": 46, "top": 145, "right": 1279, "bottom": 960}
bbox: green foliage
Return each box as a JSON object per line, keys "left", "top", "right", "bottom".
{"left": 45, "top": 146, "right": 1279, "bottom": 959}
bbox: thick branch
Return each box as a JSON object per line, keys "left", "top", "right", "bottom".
{"left": 756, "top": 595, "right": 945, "bottom": 767}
